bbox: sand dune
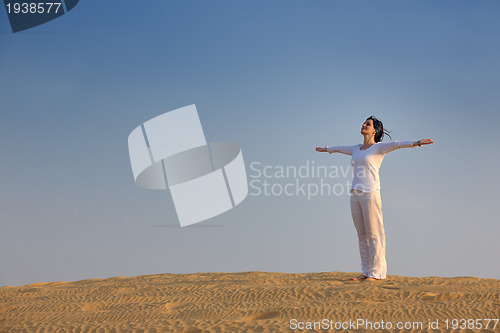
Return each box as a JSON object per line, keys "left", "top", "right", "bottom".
{"left": 1, "top": 272, "right": 499, "bottom": 332}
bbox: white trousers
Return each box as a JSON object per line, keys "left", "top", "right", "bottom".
{"left": 349, "top": 189, "right": 387, "bottom": 279}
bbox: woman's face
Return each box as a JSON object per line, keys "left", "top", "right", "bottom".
{"left": 361, "top": 119, "right": 376, "bottom": 137}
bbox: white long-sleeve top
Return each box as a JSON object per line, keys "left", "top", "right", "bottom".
{"left": 327, "top": 141, "right": 416, "bottom": 192}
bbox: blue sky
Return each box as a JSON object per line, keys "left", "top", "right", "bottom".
{"left": 1, "top": 1, "right": 499, "bottom": 286}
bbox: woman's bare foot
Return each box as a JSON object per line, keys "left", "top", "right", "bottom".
{"left": 351, "top": 275, "right": 367, "bottom": 281}
{"left": 363, "top": 277, "right": 384, "bottom": 282}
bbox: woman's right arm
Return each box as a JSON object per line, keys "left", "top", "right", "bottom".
{"left": 316, "top": 145, "right": 355, "bottom": 156}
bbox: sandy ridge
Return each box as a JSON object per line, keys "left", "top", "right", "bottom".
{"left": 1, "top": 271, "right": 499, "bottom": 332}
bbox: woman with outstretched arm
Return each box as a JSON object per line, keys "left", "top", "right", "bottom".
{"left": 316, "top": 116, "right": 433, "bottom": 282}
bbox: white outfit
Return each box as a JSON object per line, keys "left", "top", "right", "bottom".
{"left": 326, "top": 141, "right": 416, "bottom": 279}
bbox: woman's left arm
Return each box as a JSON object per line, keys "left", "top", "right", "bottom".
{"left": 378, "top": 139, "right": 434, "bottom": 154}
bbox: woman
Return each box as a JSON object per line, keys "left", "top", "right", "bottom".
{"left": 316, "top": 116, "right": 433, "bottom": 282}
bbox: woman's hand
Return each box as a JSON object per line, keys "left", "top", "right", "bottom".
{"left": 416, "top": 139, "right": 434, "bottom": 146}
{"left": 316, "top": 146, "right": 328, "bottom": 152}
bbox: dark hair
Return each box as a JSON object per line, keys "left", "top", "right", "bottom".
{"left": 367, "top": 116, "right": 392, "bottom": 143}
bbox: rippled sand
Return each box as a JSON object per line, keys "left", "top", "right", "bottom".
{"left": 1, "top": 272, "right": 499, "bottom": 332}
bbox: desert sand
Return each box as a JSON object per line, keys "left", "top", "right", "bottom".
{"left": 1, "top": 271, "right": 499, "bottom": 332}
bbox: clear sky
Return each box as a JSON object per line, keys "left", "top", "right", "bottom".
{"left": 1, "top": 0, "right": 499, "bottom": 287}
